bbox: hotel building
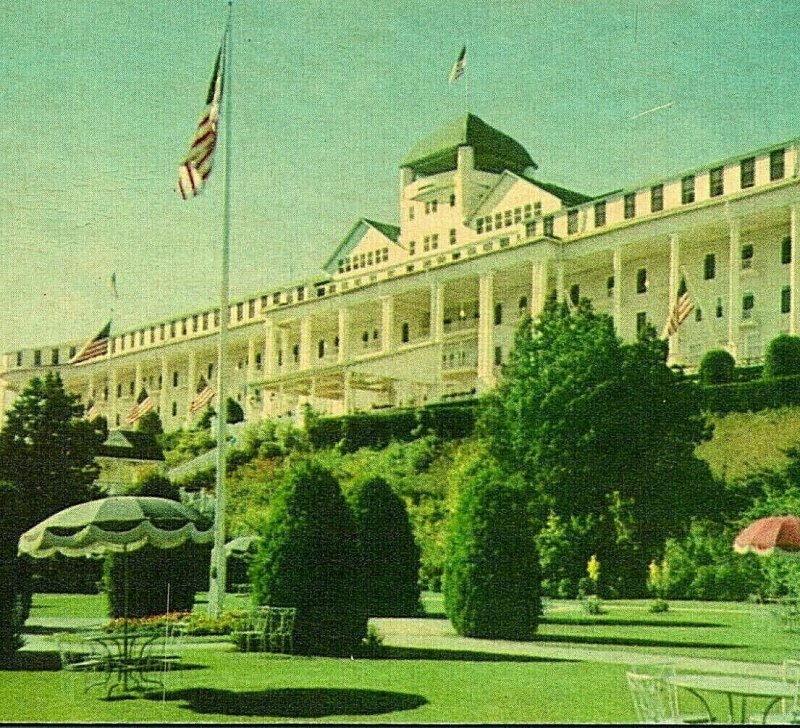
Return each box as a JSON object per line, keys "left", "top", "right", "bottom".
{"left": 3, "top": 114, "right": 800, "bottom": 431}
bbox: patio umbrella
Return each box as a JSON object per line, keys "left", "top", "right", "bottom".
{"left": 18, "top": 496, "right": 214, "bottom": 644}
{"left": 733, "top": 516, "right": 800, "bottom": 556}
{"left": 224, "top": 535, "right": 261, "bottom": 557}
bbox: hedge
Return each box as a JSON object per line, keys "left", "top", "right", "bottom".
{"left": 700, "top": 374, "right": 800, "bottom": 414}
{"left": 307, "top": 400, "right": 478, "bottom": 451}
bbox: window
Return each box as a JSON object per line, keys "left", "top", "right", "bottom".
{"left": 681, "top": 175, "right": 695, "bottom": 204}
{"left": 494, "top": 346, "right": 502, "bottom": 367}
{"left": 208, "top": 363, "right": 214, "bottom": 379}
{"left": 192, "top": 315, "right": 199, "bottom": 332}
{"left": 526, "top": 220, "right": 537, "bottom": 237}
{"left": 523, "top": 203, "right": 532, "bottom": 219}
{"left": 149, "top": 326, "right": 155, "bottom": 343}
{"left": 277, "top": 350, "right": 283, "bottom": 366}
{"left": 409, "top": 241, "right": 415, "bottom": 255}
{"left": 214, "top": 309, "right": 220, "bottom": 326}
{"left": 248, "top": 299, "right": 256, "bottom": 317}
{"left": 476, "top": 219, "right": 484, "bottom": 234}
{"left": 695, "top": 307, "right": 703, "bottom": 322}
{"left": 770, "top": 148, "right": 786, "bottom": 181}
{"left": 742, "top": 292, "right": 755, "bottom": 319}
{"left": 171, "top": 402, "right": 177, "bottom": 417}
{"left": 116, "top": 414, "right": 121, "bottom": 427}
{"left": 69, "top": 346, "right": 76, "bottom": 360}
{"left": 741, "top": 243, "right": 754, "bottom": 270}
{"left": 543, "top": 216, "right": 554, "bottom": 237}
{"left": 449, "top": 193, "right": 456, "bottom": 207}
{"left": 409, "top": 206, "right": 414, "bottom": 220}
{"left": 181, "top": 319, "right": 188, "bottom": 335}
{"left": 624, "top": 193, "right": 636, "bottom": 219}
{"left": 495, "top": 212, "right": 502, "bottom": 229}
{"left": 401, "top": 322, "right": 410, "bottom": 343}
{"left": 636, "top": 312, "right": 647, "bottom": 335}
{"left": 173, "top": 371, "right": 179, "bottom": 387}
{"left": 534, "top": 202, "right": 542, "bottom": 216}
{"left": 129, "top": 381, "right": 134, "bottom": 396}
{"left": 504, "top": 210, "right": 513, "bottom": 227}
{"left": 449, "top": 228, "right": 457, "bottom": 246}
{"left": 567, "top": 209, "right": 579, "bottom": 234}
{"left": 651, "top": 184, "right": 664, "bottom": 212}
{"left": 318, "top": 340, "right": 325, "bottom": 358}
{"left": 33, "top": 350, "right": 41, "bottom": 366}
{"left": 485, "top": 216, "right": 492, "bottom": 232}
{"left": 423, "top": 236, "right": 430, "bottom": 253}
{"left": 570, "top": 284, "right": 580, "bottom": 306}
{"left": 519, "top": 296, "right": 528, "bottom": 310}
{"left": 709, "top": 167, "right": 724, "bottom": 197}
{"left": 51, "top": 348, "right": 59, "bottom": 365}
{"left": 514, "top": 207, "right": 522, "bottom": 223}
{"left": 116, "top": 383, "right": 122, "bottom": 398}
{"left": 103, "top": 387, "right": 108, "bottom": 401}
{"left": 636, "top": 268, "right": 647, "bottom": 294}
{"left": 783, "top": 236, "right": 792, "bottom": 265}
{"left": 160, "top": 323, "right": 165, "bottom": 339}
{"left": 704, "top": 253, "right": 716, "bottom": 280}
{"left": 740, "top": 157, "right": 755, "bottom": 189}
{"left": 15, "top": 352, "right": 21, "bottom": 367}
{"left": 202, "top": 312, "right": 209, "bottom": 330}
{"left": 594, "top": 200, "right": 606, "bottom": 227}
{"left": 494, "top": 303, "right": 503, "bottom": 326}
{"left": 782, "top": 286, "right": 792, "bottom": 314}
{"left": 606, "top": 276, "right": 615, "bottom": 297}
{"left": 292, "top": 344, "right": 300, "bottom": 362}
{"left": 431, "top": 233, "right": 439, "bottom": 250}
{"left": 716, "top": 297, "right": 724, "bottom": 318}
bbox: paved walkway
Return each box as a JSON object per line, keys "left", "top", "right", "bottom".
{"left": 372, "top": 617, "right": 787, "bottom": 679}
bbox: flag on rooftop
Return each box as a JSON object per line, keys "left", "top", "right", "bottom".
{"left": 190, "top": 376, "right": 216, "bottom": 414}
{"left": 110, "top": 272, "right": 118, "bottom": 299}
{"left": 177, "top": 39, "right": 225, "bottom": 199}
{"left": 662, "top": 275, "right": 694, "bottom": 339}
{"left": 125, "top": 389, "right": 154, "bottom": 425}
{"left": 85, "top": 400, "right": 101, "bottom": 421}
{"left": 449, "top": 45, "right": 466, "bottom": 84}
{"left": 70, "top": 322, "right": 111, "bottom": 365}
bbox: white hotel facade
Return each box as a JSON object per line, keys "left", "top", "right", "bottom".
{"left": 3, "top": 114, "right": 800, "bottom": 431}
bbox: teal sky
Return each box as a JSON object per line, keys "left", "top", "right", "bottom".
{"left": 3, "top": 0, "right": 800, "bottom": 353}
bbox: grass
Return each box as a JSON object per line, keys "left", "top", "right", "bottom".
{"left": 696, "top": 405, "right": 800, "bottom": 480}
{"left": 10, "top": 591, "right": 800, "bottom": 723}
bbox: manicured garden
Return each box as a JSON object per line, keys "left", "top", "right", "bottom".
{"left": 5, "top": 591, "right": 800, "bottom": 723}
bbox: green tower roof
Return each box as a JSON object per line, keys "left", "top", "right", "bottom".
{"left": 401, "top": 114, "right": 537, "bottom": 176}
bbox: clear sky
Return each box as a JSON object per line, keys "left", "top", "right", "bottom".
{"left": 3, "top": 0, "right": 800, "bottom": 353}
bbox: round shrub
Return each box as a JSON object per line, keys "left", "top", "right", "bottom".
{"left": 443, "top": 461, "right": 541, "bottom": 639}
{"left": 349, "top": 476, "right": 422, "bottom": 617}
{"left": 250, "top": 460, "right": 368, "bottom": 656}
{"left": 699, "top": 349, "right": 736, "bottom": 384}
{"left": 105, "top": 473, "right": 210, "bottom": 618}
{"left": 764, "top": 334, "right": 800, "bottom": 378}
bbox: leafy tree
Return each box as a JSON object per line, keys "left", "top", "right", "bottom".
{"left": 226, "top": 397, "right": 244, "bottom": 424}
{"left": 764, "top": 334, "right": 800, "bottom": 378}
{"left": 443, "top": 457, "right": 541, "bottom": 639}
{"left": 480, "top": 298, "right": 717, "bottom": 595}
{"left": 249, "top": 460, "right": 367, "bottom": 655}
{"left": 0, "top": 372, "right": 105, "bottom": 531}
{"left": 699, "top": 349, "right": 736, "bottom": 384}
{"left": 104, "top": 472, "right": 210, "bottom": 617}
{"left": 135, "top": 409, "right": 163, "bottom": 436}
{"left": 349, "top": 475, "right": 422, "bottom": 616}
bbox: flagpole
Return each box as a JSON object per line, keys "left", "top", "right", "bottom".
{"left": 209, "top": 0, "right": 233, "bottom": 620}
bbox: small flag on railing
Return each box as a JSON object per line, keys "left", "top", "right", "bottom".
{"left": 190, "top": 376, "right": 216, "bottom": 414}
{"left": 662, "top": 275, "right": 694, "bottom": 339}
{"left": 177, "top": 39, "right": 225, "bottom": 199}
{"left": 449, "top": 45, "right": 466, "bottom": 84}
{"left": 70, "top": 322, "right": 111, "bottom": 365}
{"left": 125, "top": 389, "right": 154, "bottom": 425}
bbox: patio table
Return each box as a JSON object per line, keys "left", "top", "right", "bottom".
{"left": 665, "top": 672, "right": 795, "bottom": 724}
{"left": 84, "top": 629, "right": 170, "bottom": 697}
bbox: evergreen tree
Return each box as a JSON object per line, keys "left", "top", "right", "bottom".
{"left": 443, "top": 457, "right": 541, "bottom": 639}
{"left": 135, "top": 409, "right": 163, "bottom": 436}
{"left": 250, "top": 460, "right": 367, "bottom": 655}
{"left": 349, "top": 475, "right": 422, "bottom": 616}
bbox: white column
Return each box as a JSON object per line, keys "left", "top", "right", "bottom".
{"left": 299, "top": 318, "right": 311, "bottom": 370}
{"left": 727, "top": 218, "right": 741, "bottom": 359}
{"left": 159, "top": 356, "right": 169, "bottom": 416}
{"left": 477, "top": 272, "right": 495, "bottom": 386}
{"left": 530, "top": 261, "right": 548, "bottom": 319}
{"left": 381, "top": 296, "right": 395, "bottom": 354}
{"left": 245, "top": 337, "right": 257, "bottom": 421}
{"left": 264, "top": 320, "right": 277, "bottom": 377}
{"left": 109, "top": 367, "right": 118, "bottom": 428}
{"left": 556, "top": 260, "right": 566, "bottom": 303}
{"left": 185, "top": 352, "right": 196, "bottom": 423}
{"left": 343, "top": 370, "right": 354, "bottom": 413}
{"left": 279, "top": 327, "right": 289, "bottom": 369}
{"left": 667, "top": 234, "right": 681, "bottom": 364}
{"left": 247, "top": 337, "right": 256, "bottom": 381}
{"left": 134, "top": 362, "right": 143, "bottom": 398}
{"left": 613, "top": 249, "right": 623, "bottom": 336}
{"left": 430, "top": 283, "right": 445, "bottom": 341}
{"left": 791, "top": 205, "right": 800, "bottom": 336}
{"left": 337, "top": 308, "right": 349, "bottom": 364}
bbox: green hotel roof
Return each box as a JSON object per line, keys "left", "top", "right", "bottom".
{"left": 401, "top": 114, "right": 537, "bottom": 176}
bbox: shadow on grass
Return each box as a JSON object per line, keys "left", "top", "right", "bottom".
{"left": 0, "top": 651, "right": 62, "bottom": 671}
{"left": 144, "top": 687, "right": 427, "bottom": 718}
{"left": 377, "top": 645, "right": 575, "bottom": 662}
{"left": 532, "top": 634, "right": 739, "bottom": 649}
{"left": 540, "top": 617, "right": 723, "bottom": 628}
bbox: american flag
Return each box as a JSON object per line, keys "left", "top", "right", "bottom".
{"left": 662, "top": 275, "right": 695, "bottom": 339}
{"left": 177, "top": 40, "right": 225, "bottom": 199}
{"left": 70, "top": 322, "right": 111, "bottom": 365}
{"left": 85, "top": 400, "right": 101, "bottom": 421}
{"left": 190, "top": 376, "right": 216, "bottom": 414}
{"left": 125, "top": 388, "right": 154, "bottom": 425}
{"left": 449, "top": 46, "right": 466, "bottom": 84}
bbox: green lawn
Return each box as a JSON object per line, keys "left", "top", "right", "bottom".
{"left": 8, "top": 592, "right": 800, "bottom": 723}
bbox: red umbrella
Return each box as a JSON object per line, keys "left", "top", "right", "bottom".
{"left": 734, "top": 516, "right": 800, "bottom": 556}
